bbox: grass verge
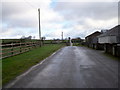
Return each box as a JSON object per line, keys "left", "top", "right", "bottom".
{"left": 0, "top": 60, "right": 2, "bottom": 88}
{"left": 74, "top": 44, "right": 120, "bottom": 60}
{"left": 2, "top": 44, "right": 65, "bottom": 85}
{"left": 103, "top": 52, "right": 120, "bottom": 61}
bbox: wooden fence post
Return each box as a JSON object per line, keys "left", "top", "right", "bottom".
{"left": 29, "top": 42, "right": 31, "bottom": 49}
{"left": 112, "top": 45, "right": 116, "bottom": 56}
{"left": 34, "top": 41, "right": 36, "bottom": 47}
{"left": 31, "top": 42, "right": 33, "bottom": 48}
{"left": 11, "top": 43, "right": 13, "bottom": 56}
{"left": 26, "top": 42, "right": 27, "bottom": 51}
{"left": 32, "top": 41, "right": 34, "bottom": 48}
{"left": 33, "top": 42, "right": 34, "bottom": 48}
{"left": 20, "top": 42, "right": 22, "bottom": 53}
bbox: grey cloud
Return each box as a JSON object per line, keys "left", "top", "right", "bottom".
{"left": 54, "top": 2, "right": 118, "bottom": 20}
{"left": 2, "top": 2, "right": 28, "bottom": 19}
{"left": 52, "top": 2, "right": 118, "bottom": 39}
{"left": 2, "top": 2, "right": 38, "bottom": 28}
{"left": 1, "top": 1, "right": 118, "bottom": 39}
{"left": 45, "top": 32, "right": 57, "bottom": 37}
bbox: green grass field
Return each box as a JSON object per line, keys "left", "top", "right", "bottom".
{"left": 2, "top": 39, "right": 38, "bottom": 44}
{"left": 2, "top": 44, "right": 65, "bottom": 85}
{"left": 1, "top": 39, "right": 53, "bottom": 44}
{"left": 0, "top": 61, "right": 2, "bottom": 88}
{"left": 1, "top": 39, "right": 54, "bottom": 58}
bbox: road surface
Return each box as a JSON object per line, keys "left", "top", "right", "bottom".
{"left": 5, "top": 46, "right": 119, "bottom": 88}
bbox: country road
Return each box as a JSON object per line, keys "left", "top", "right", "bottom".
{"left": 5, "top": 46, "right": 119, "bottom": 88}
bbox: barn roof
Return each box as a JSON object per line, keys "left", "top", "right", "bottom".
{"left": 98, "top": 25, "right": 120, "bottom": 37}
{"left": 85, "top": 31, "right": 101, "bottom": 38}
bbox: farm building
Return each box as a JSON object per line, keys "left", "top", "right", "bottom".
{"left": 85, "top": 31, "right": 103, "bottom": 50}
{"left": 71, "top": 37, "right": 84, "bottom": 45}
{"left": 98, "top": 25, "right": 120, "bottom": 57}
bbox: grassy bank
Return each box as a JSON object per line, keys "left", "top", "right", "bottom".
{"left": 103, "top": 52, "right": 120, "bottom": 61}
{"left": 75, "top": 44, "right": 120, "bottom": 60}
{"left": 0, "top": 61, "right": 2, "bottom": 88}
{"left": 2, "top": 44, "right": 65, "bottom": 85}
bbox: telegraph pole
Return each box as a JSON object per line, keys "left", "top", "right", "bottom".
{"left": 38, "top": 8, "right": 41, "bottom": 46}
{"left": 61, "top": 31, "right": 63, "bottom": 41}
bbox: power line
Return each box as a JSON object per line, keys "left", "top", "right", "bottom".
{"left": 23, "top": 0, "right": 42, "bottom": 42}
{"left": 23, "top": 0, "right": 38, "bottom": 10}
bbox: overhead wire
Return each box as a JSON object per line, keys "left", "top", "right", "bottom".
{"left": 23, "top": 0, "right": 38, "bottom": 10}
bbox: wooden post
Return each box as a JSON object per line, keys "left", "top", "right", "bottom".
{"left": 25, "top": 42, "right": 27, "bottom": 51}
{"left": 31, "top": 41, "right": 32, "bottom": 49}
{"left": 104, "top": 44, "right": 107, "bottom": 53}
{"left": 61, "top": 32, "right": 63, "bottom": 42}
{"left": 29, "top": 41, "right": 33, "bottom": 49}
{"left": 38, "top": 8, "right": 41, "bottom": 47}
{"left": 29, "top": 42, "right": 31, "bottom": 50}
{"left": 11, "top": 43, "right": 13, "bottom": 55}
{"left": 20, "top": 42, "right": 22, "bottom": 53}
{"left": 34, "top": 42, "right": 35, "bottom": 48}
{"left": 112, "top": 45, "right": 116, "bottom": 56}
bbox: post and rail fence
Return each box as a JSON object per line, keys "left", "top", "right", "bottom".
{"left": 0, "top": 41, "right": 41, "bottom": 59}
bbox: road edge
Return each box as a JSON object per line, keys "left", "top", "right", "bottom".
{"left": 4, "top": 46, "right": 65, "bottom": 88}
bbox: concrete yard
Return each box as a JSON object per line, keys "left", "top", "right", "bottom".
{"left": 5, "top": 46, "right": 119, "bottom": 88}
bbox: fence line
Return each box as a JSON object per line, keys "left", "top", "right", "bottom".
{"left": 1, "top": 41, "right": 41, "bottom": 59}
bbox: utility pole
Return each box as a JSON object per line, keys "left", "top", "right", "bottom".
{"left": 38, "top": 8, "right": 41, "bottom": 46}
{"left": 61, "top": 31, "right": 63, "bottom": 42}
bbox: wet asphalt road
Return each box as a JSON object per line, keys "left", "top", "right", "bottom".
{"left": 5, "top": 46, "right": 118, "bottom": 88}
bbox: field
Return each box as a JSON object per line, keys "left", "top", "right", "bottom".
{"left": 1, "top": 39, "right": 67, "bottom": 59}
{"left": 0, "top": 61, "right": 1, "bottom": 88}
{"left": 1, "top": 39, "right": 53, "bottom": 44}
{"left": 1, "top": 42, "right": 40, "bottom": 58}
{"left": 2, "top": 44, "right": 65, "bottom": 85}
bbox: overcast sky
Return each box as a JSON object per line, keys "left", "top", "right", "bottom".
{"left": 1, "top": 0, "right": 119, "bottom": 39}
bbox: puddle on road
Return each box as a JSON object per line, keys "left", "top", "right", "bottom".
{"left": 80, "top": 65, "right": 97, "bottom": 70}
